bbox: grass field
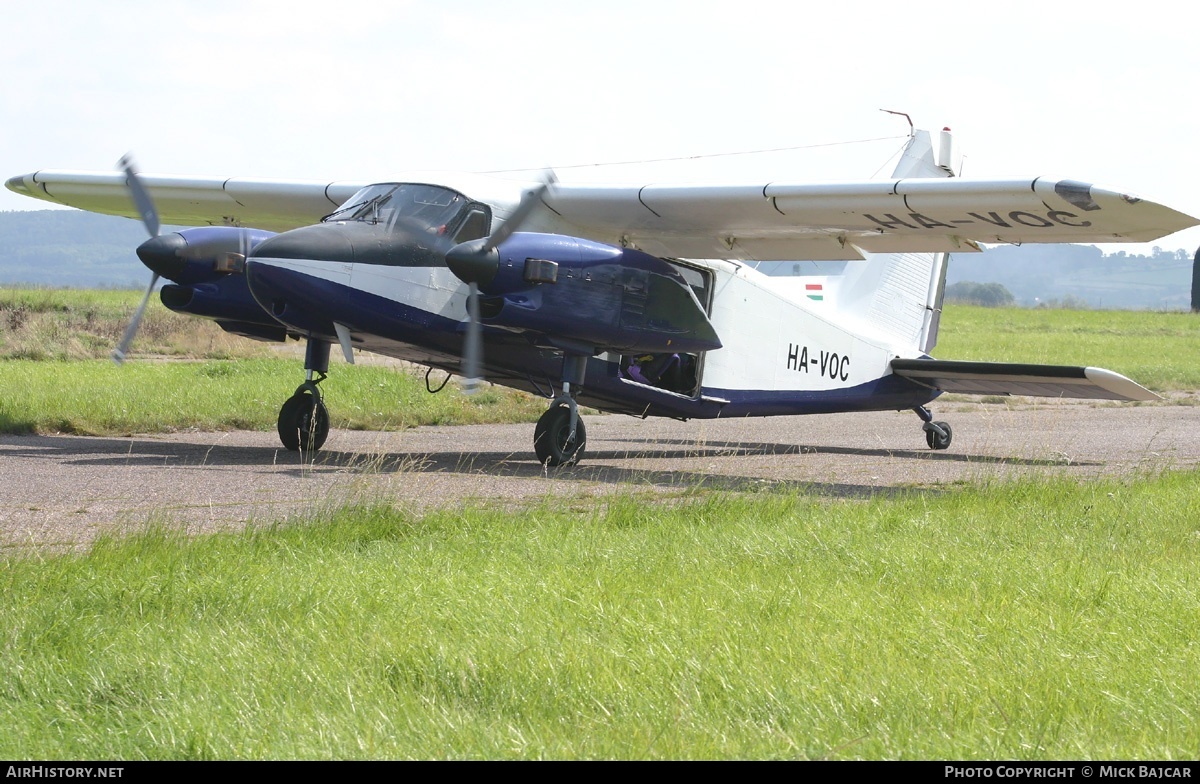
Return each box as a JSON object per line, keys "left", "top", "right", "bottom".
{"left": 2, "top": 477, "right": 1197, "bottom": 759}
{"left": 934, "top": 305, "right": 1200, "bottom": 391}
{"left": 0, "top": 358, "right": 547, "bottom": 435}
{"left": 4, "top": 288, "right": 1200, "bottom": 759}
{"left": 0, "top": 287, "right": 546, "bottom": 434}
{"left": 3, "top": 289, "right": 1200, "bottom": 437}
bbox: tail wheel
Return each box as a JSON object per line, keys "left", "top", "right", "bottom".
{"left": 534, "top": 404, "right": 587, "bottom": 466}
{"left": 925, "top": 421, "right": 952, "bottom": 450}
{"left": 278, "top": 390, "right": 330, "bottom": 452}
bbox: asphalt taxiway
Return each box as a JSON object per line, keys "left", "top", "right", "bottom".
{"left": 4, "top": 400, "right": 1198, "bottom": 550}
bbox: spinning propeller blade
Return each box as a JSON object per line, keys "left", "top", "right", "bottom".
{"left": 112, "top": 154, "right": 162, "bottom": 365}
{"left": 112, "top": 273, "right": 159, "bottom": 364}
{"left": 482, "top": 170, "right": 556, "bottom": 252}
{"left": 462, "top": 282, "right": 483, "bottom": 395}
{"left": 118, "top": 153, "right": 159, "bottom": 239}
{"left": 453, "top": 171, "right": 556, "bottom": 395}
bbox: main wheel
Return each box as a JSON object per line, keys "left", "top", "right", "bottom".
{"left": 533, "top": 404, "right": 587, "bottom": 466}
{"left": 925, "top": 421, "right": 952, "bottom": 450}
{"left": 278, "top": 391, "right": 330, "bottom": 452}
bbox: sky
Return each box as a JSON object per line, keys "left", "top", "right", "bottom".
{"left": 3, "top": 0, "right": 1199, "bottom": 253}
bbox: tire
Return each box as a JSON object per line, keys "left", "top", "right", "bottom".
{"left": 278, "top": 392, "right": 330, "bottom": 452}
{"left": 925, "top": 421, "right": 952, "bottom": 450}
{"left": 533, "top": 405, "right": 587, "bottom": 466}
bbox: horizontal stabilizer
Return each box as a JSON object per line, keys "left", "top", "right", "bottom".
{"left": 890, "top": 358, "right": 1159, "bottom": 401}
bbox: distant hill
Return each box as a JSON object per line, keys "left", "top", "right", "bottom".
{"left": 0, "top": 210, "right": 150, "bottom": 288}
{"left": 1, "top": 209, "right": 1196, "bottom": 309}
{"left": 946, "top": 243, "right": 1195, "bottom": 310}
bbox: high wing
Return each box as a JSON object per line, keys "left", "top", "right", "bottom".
{"left": 539, "top": 178, "right": 1199, "bottom": 260}
{"left": 5, "top": 171, "right": 369, "bottom": 232}
{"left": 9, "top": 170, "right": 1197, "bottom": 255}
{"left": 890, "top": 359, "right": 1159, "bottom": 402}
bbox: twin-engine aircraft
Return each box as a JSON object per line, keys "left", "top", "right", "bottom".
{"left": 7, "top": 127, "right": 1198, "bottom": 465}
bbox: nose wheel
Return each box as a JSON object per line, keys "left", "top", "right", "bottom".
{"left": 914, "top": 406, "right": 952, "bottom": 451}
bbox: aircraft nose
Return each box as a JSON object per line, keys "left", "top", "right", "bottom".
{"left": 136, "top": 233, "right": 189, "bottom": 280}
{"left": 251, "top": 223, "right": 356, "bottom": 263}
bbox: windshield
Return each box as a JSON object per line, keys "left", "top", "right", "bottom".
{"left": 323, "top": 183, "right": 469, "bottom": 231}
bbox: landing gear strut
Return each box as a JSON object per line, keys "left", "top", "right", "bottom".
{"left": 534, "top": 351, "right": 588, "bottom": 466}
{"left": 914, "top": 405, "right": 952, "bottom": 450}
{"left": 278, "top": 338, "right": 331, "bottom": 453}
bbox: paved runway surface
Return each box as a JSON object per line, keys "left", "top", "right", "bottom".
{"left": 4, "top": 400, "right": 1199, "bottom": 550}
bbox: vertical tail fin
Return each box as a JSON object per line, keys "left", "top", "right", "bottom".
{"left": 837, "top": 128, "right": 956, "bottom": 353}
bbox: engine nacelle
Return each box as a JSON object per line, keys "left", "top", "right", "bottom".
{"left": 457, "top": 233, "right": 721, "bottom": 355}
{"left": 138, "top": 226, "right": 276, "bottom": 286}
{"left": 146, "top": 227, "right": 287, "bottom": 340}
{"left": 159, "top": 273, "right": 285, "bottom": 338}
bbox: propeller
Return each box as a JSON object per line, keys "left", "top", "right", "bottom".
{"left": 482, "top": 170, "right": 556, "bottom": 253}
{"left": 112, "top": 157, "right": 258, "bottom": 363}
{"left": 461, "top": 282, "right": 483, "bottom": 394}
{"left": 111, "top": 153, "right": 162, "bottom": 365}
{"left": 448, "top": 172, "right": 556, "bottom": 394}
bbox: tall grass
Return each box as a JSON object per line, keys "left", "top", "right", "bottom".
{"left": 2, "top": 474, "right": 1198, "bottom": 759}
{"left": 0, "top": 287, "right": 268, "bottom": 361}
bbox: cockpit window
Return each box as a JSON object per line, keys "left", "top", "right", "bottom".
{"left": 323, "top": 183, "right": 468, "bottom": 233}
{"left": 453, "top": 208, "right": 490, "bottom": 243}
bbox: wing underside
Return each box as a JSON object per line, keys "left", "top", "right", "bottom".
{"left": 9, "top": 169, "right": 1198, "bottom": 254}
{"left": 890, "top": 358, "right": 1159, "bottom": 401}
{"left": 5, "top": 171, "right": 368, "bottom": 232}
{"left": 542, "top": 178, "right": 1199, "bottom": 260}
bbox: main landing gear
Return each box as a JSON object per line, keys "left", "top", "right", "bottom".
{"left": 533, "top": 352, "right": 588, "bottom": 467}
{"left": 914, "top": 405, "right": 952, "bottom": 450}
{"left": 278, "top": 337, "right": 332, "bottom": 453}
{"left": 534, "top": 400, "right": 587, "bottom": 466}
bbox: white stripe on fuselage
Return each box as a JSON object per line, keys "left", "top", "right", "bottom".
{"left": 250, "top": 256, "right": 469, "bottom": 325}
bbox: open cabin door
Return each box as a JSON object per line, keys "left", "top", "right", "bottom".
{"left": 613, "top": 259, "right": 714, "bottom": 398}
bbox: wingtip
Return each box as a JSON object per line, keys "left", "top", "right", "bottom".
{"left": 5, "top": 173, "right": 36, "bottom": 198}
{"left": 1083, "top": 367, "right": 1160, "bottom": 401}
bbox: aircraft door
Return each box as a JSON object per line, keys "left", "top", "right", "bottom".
{"left": 617, "top": 260, "right": 713, "bottom": 397}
